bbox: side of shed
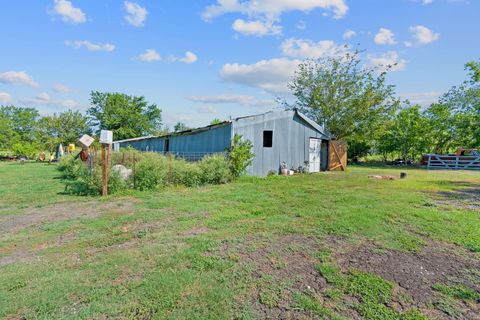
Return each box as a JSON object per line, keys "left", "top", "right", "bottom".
{"left": 232, "top": 110, "right": 330, "bottom": 176}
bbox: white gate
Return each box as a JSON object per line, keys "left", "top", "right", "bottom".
{"left": 427, "top": 154, "right": 480, "bottom": 170}
{"left": 309, "top": 138, "right": 321, "bottom": 172}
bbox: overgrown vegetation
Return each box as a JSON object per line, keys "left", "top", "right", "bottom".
{"left": 57, "top": 135, "right": 254, "bottom": 195}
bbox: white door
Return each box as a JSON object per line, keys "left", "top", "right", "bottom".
{"left": 309, "top": 138, "right": 321, "bottom": 172}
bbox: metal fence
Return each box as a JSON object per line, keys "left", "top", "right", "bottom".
{"left": 426, "top": 154, "right": 480, "bottom": 170}
{"left": 158, "top": 151, "right": 227, "bottom": 162}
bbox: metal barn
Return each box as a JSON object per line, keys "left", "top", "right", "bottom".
{"left": 114, "top": 109, "right": 332, "bottom": 176}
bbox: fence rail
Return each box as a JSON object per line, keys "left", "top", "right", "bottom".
{"left": 426, "top": 154, "right": 480, "bottom": 170}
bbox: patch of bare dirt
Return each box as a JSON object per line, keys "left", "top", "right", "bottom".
{"left": 334, "top": 240, "right": 480, "bottom": 319}
{"left": 216, "top": 234, "right": 331, "bottom": 319}
{"left": 0, "top": 200, "right": 136, "bottom": 234}
{"left": 434, "top": 188, "right": 480, "bottom": 210}
{"left": 368, "top": 175, "right": 397, "bottom": 180}
{"left": 0, "top": 249, "right": 38, "bottom": 267}
{"left": 179, "top": 227, "right": 209, "bottom": 237}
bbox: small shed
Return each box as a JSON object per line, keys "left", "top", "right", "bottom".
{"left": 114, "top": 109, "right": 334, "bottom": 176}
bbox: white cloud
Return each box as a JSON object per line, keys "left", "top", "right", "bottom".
{"left": 409, "top": 25, "right": 440, "bottom": 44}
{"left": 138, "top": 49, "right": 161, "bottom": 62}
{"left": 20, "top": 93, "right": 79, "bottom": 109}
{"left": 296, "top": 20, "right": 307, "bottom": 30}
{"left": 52, "top": 83, "right": 71, "bottom": 93}
{"left": 202, "top": 0, "right": 349, "bottom": 21}
{"left": 374, "top": 28, "right": 396, "bottom": 45}
{"left": 189, "top": 94, "right": 274, "bottom": 107}
{"left": 195, "top": 106, "right": 218, "bottom": 114}
{"left": 51, "top": 0, "right": 86, "bottom": 24}
{"left": 0, "top": 71, "right": 39, "bottom": 88}
{"left": 220, "top": 58, "right": 301, "bottom": 94}
{"left": 124, "top": 1, "right": 148, "bottom": 27}
{"left": 366, "top": 51, "right": 407, "bottom": 73}
{"left": 281, "top": 38, "right": 347, "bottom": 59}
{"left": 400, "top": 91, "right": 441, "bottom": 106}
{"left": 423, "top": 0, "right": 433, "bottom": 4}
{"left": 0, "top": 92, "right": 12, "bottom": 104}
{"left": 36, "top": 92, "right": 51, "bottom": 102}
{"left": 233, "top": 19, "right": 282, "bottom": 36}
{"left": 175, "top": 51, "right": 198, "bottom": 64}
{"left": 65, "top": 40, "right": 115, "bottom": 52}
{"left": 343, "top": 29, "right": 356, "bottom": 39}
{"left": 404, "top": 41, "right": 413, "bottom": 48}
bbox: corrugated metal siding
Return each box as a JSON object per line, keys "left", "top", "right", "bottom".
{"left": 169, "top": 124, "right": 231, "bottom": 153}
{"left": 233, "top": 110, "right": 328, "bottom": 176}
{"left": 119, "top": 123, "right": 232, "bottom": 154}
{"left": 117, "top": 111, "right": 330, "bottom": 177}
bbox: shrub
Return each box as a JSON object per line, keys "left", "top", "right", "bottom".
{"left": 12, "top": 142, "right": 39, "bottom": 159}
{"left": 228, "top": 134, "right": 254, "bottom": 178}
{"left": 171, "top": 159, "right": 202, "bottom": 187}
{"left": 199, "top": 154, "right": 230, "bottom": 184}
{"left": 134, "top": 153, "right": 169, "bottom": 190}
{"left": 57, "top": 155, "right": 127, "bottom": 195}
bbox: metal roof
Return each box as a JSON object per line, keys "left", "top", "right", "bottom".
{"left": 114, "top": 109, "right": 330, "bottom": 143}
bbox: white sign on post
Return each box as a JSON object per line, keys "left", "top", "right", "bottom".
{"left": 100, "top": 130, "right": 113, "bottom": 144}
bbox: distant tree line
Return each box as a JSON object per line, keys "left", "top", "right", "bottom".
{"left": 0, "top": 91, "right": 163, "bottom": 157}
{"left": 2, "top": 56, "right": 479, "bottom": 162}
{"left": 285, "top": 51, "right": 480, "bottom": 162}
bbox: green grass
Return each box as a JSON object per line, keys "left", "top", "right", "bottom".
{"left": 0, "top": 162, "right": 479, "bottom": 318}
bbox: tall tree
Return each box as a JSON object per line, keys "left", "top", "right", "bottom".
{"left": 378, "top": 105, "right": 430, "bottom": 161}
{"left": 87, "top": 91, "right": 162, "bottom": 140}
{"left": 38, "top": 110, "right": 91, "bottom": 151}
{"left": 286, "top": 50, "right": 399, "bottom": 143}
{"left": 0, "top": 106, "right": 40, "bottom": 148}
{"left": 437, "top": 60, "right": 480, "bottom": 148}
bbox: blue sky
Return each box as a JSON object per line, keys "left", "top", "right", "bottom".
{"left": 0, "top": 0, "right": 478, "bottom": 128}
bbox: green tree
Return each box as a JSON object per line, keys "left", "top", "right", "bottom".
{"left": 465, "top": 60, "right": 480, "bottom": 83}
{"left": 286, "top": 50, "right": 399, "bottom": 147}
{"left": 38, "top": 110, "right": 91, "bottom": 151}
{"left": 228, "top": 134, "right": 254, "bottom": 178}
{"left": 378, "top": 105, "right": 430, "bottom": 161}
{"left": 437, "top": 60, "right": 480, "bottom": 148}
{"left": 87, "top": 91, "right": 162, "bottom": 140}
{"left": 0, "top": 106, "right": 40, "bottom": 149}
{"left": 174, "top": 122, "right": 190, "bottom": 132}
{"left": 210, "top": 118, "right": 222, "bottom": 125}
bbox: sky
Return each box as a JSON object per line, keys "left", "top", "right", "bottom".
{"left": 0, "top": 0, "right": 479, "bottom": 128}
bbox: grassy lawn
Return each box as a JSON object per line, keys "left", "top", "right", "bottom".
{"left": 0, "top": 162, "right": 479, "bottom": 319}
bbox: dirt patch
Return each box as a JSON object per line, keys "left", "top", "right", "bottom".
{"left": 0, "top": 249, "right": 38, "bottom": 267}
{"left": 334, "top": 240, "right": 480, "bottom": 318}
{"left": 368, "top": 174, "right": 397, "bottom": 180}
{"left": 0, "top": 200, "right": 136, "bottom": 234}
{"left": 216, "top": 234, "right": 330, "bottom": 319}
{"left": 179, "top": 227, "right": 209, "bottom": 237}
{"left": 434, "top": 188, "right": 480, "bottom": 210}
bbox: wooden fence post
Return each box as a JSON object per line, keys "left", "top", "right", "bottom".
{"left": 102, "top": 144, "right": 108, "bottom": 196}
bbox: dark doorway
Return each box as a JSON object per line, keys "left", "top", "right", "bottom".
{"left": 321, "top": 140, "right": 329, "bottom": 171}
{"left": 164, "top": 139, "right": 170, "bottom": 152}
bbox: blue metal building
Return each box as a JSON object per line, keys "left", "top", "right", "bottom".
{"left": 114, "top": 109, "right": 332, "bottom": 176}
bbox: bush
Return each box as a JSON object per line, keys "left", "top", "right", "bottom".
{"left": 199, "top": 154, "right": 230, "bottom": 184}
{"left": 134, "top": 153, "right": 169, "bottom": 190}
{"left": 228, "top": 134, "right": 254, "bottom": 178}
{"left": 59, "top": 145, "right": 248, "bottom": 195}
{"left": 12, "top": 142, "right": 39, "bottom": 159}
{"left": 171, "top": 159, "right": 202, "bottom": 187}
{"left": 57, "top": 155, "right": 127, "bottom": 195}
